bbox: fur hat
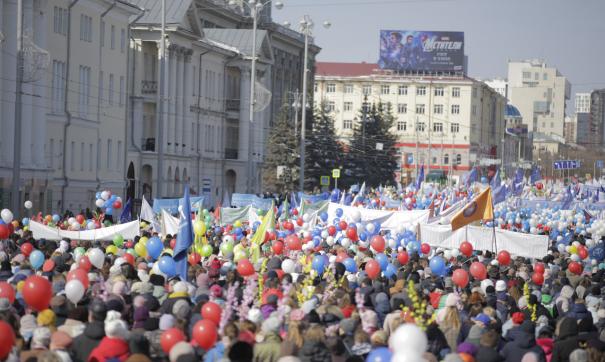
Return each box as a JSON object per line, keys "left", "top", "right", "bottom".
{"left": 495, "top": 280, "right": 507, "bottom": 292}
{"left": 169, "top": 341, "right": 194, "bottom": 362}
{"left": 261, "top": 317, "right": 281, "bottom": 334}
{"left": 105, "top": 311, "right": 129, "bottom": 340}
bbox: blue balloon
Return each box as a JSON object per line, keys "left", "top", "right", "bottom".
{"left": 359, "top": 232, "right": 368, "bottom": 241}
{"left": 590, "top": 243, "right": 605, "bottom": 262}
{"left": 373, "top": 222, "right": 381, "bottom": 232}
{"left": 105, "top": 207, "right": 114, "bottom": 216}
{"left": 235, "top": 227, "right": 243, "bottom": 235}
{"left": 320, "top": 212, "right": 329, "bottom": 222}
{"left": 343, "top": 258, "right": 357, "bottom": 273}
{"left": 429, "top": 256, "right": 446, "bottom": 276}
{"left": 109, "top": 195, "right": 118, "bottom": 202}
{"left": 146, "top": 236, "right": 163, "bottom": 260}
{"left": 214, "top": 227, "right": 222, "bottom": 234}
{"left": 376, "top": 253, "right": 388, "bottom": 271}
{"left": 336, "top": 208, "right": 343, "bottom": 217}
{"left": 29, "top": 250, "right": 44, "bottom": 270}
{"left": 158, "top": 255, "right": 176, "bottom": 277}
{"left": 22, "top": 218, "right": 29, "bottom": 226}
{"left": 312, "top": 255, "right": 325, "bottom": 274}
{"left": 366, "top": 347, "right": 392, "bottom": 362}
{"left": 384, "top": 263, "right": 397, "bottom": 278}
{"left": 52, "top": 214, "right": 60, "bottom": 223}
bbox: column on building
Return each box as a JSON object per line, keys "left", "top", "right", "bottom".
{"left": 175, "top": 49, "right": 182, "bottom": 154}
{"left": 167, "top": 45, "right": 177, "bottom": 154}
{"left": 157, "top": 41, "right": 168, "bottom": 154}
{"left": 2, "top": 0, "right": 17, "bottom": 167}
{"left": 183, "top": 51, "right": 192, "bottom": 157}
{"left": 238, "top": 66, "right": 250, "bottom": 162}
{"left": 33, "top": 0, "right": 47, "bottom": 167}
{"left": 20, "top": 0, "right": 34, "bottom": 166}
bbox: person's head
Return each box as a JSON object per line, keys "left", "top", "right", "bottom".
{"left": 353, "top": 325, "right": 370, "bottom": 344}
{"left": 89, "top": 298, "right": 107, "bottom": 322}
{"left": 286, "top": 320, "right": 303, "bottom": 348}
{"left": 443, "top": 306, "right": 461, "bottom": 329}
{"left": 479, "top": 330, "right": 499, "bottom": 348}
{"left": 569, "top": 348, "right": 588, "bottom": 362}
{"left": 406, "top": 35, "right": 414, "bottom": 44}
{"left": 228, "top": 341, "right": 254, "bottom": 362}
{"left": 389, "top": 32, "right": 402, "bottom": 45}
{"left": 304, "top": 324, "right": 326, "bottom": 343}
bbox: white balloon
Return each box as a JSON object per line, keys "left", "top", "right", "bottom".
{"left": 366, "top": 223, "right": 376, "bottom": 234}
{"left": 303, "top": 231, "right": 311, "bottom": 239}
{"left": 388, "top": 238, "right": 397, "bottom": 249}
{"left": 65, "top": 279, "right": 85, "bottom": 304}
{"left": 101, "top": 191, "right": 110, "bottom": 201}
{"left": 24, "top": 200, "right": 33, "bottom": 210}
{"left": 326, "top": 236, "right": 335, "bottom": 246}
{"left": 71, "top": 223, "right": 81, "bottom": 231}
{"left": 95, "top": 199, "right": 105, "bottom": 208}
{"left": 451, "top": 249, "right": 460, "bottom": 258}
{"left": 302, "top": 213, "right": 310, "bottom": 222}
{"left": 88, "top": 248, "right": 105, "bottom": 269}
{"left": 341, "top": 238, "right": 351, "bottom": 248}
{"left": 0, "top": 209, "right": 13, "bottom": 224}
{"left": 223, "top": 235, "right": 234, "bottom": 244}
{"left": 570, "top": 254, "right": 580, "bottom": 262}
{"left": 321, "top": 230, "right": 329, "bottom": 239}
{"left": 281, "top": 259, "right": 295, "bottom": 273}
{"left": 351, "top": 209, "right": 362, "bottom": 222}
{"left": 443, "top": 250, "right": 452, "bottom": 259}
{"left": 491, "top": 260, "right": 499, "bottom": 266}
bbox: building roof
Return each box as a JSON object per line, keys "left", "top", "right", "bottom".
{"left": 316, "top": 62, "right": 378, "bottom": 77}
{"left": 203, "top": 28, "right": 269, "bottom": 58}
{"left": 129, "top": 0, "right": 192, "bottom": 25}
{"left": 505, "top": 104, "right": 522, "bottom": 118}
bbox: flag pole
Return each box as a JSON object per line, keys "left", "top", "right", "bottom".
{"left": 491, "top": 187, "right": 498, "bottom": 254}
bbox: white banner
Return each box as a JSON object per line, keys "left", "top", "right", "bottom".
{"left": 30, "top": 220, "right": 140, "bottom": 241}
{"left": 327, "top": 202, "right": 430, "bottom": 231}
{"left": 419, "top": 224, "right": 549, "bottom": 259}
{"left": 161, "top": 209, "right": 180, "bottom": 237}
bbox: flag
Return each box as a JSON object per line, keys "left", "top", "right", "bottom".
{"left": 513, "top": 168, "right": 524, "bottom": 195}
{"left": 289, "top": 192, "right": 299, "bottom": 210}
{"left": 415, "top": 165, "right": 425, "bottom": 190}
{"left": 339, "top": 190, "right": 346, "bottom": 205}
{"left": 353, "top": 182, "right": 366, "bottom": 204}
{"left": 490, "top": 169, "right": 501, "bottom": 190}
{"left": 279, "top": 198, "right": 289, "bottom": 221}
{"left": 174, "top": 184, "right": 194, "bottom": 281}
{"left": 493, "top": 184, "right": 508, "bottom": 205}
{"left": 530, "top": 166, "right": 542, "bottom": 184}
{"left": 463, "top": 167, "right": 478, "bottom": 187}
{"left": 213, "top": 202, "right": 221, "bottom": 223}
{"left": 250, "top": 202, "right": 275, "bottom": 264}
{"left": 451, "top": 187, "right": 494, "bottom": 231}
{"left": 119, "top": 198, "right": 132, "bottom": 224}
{"left": 583, "top": 208, "right": 594, "bottom": 223}
{"left": 330, "top": 188, "right": 341, "bottom": 203}
{"left": 140, "top": 196, "right": 160, "bottom": 232}
{"left": 562, "top": 186, "right": 574, "bottom": 210}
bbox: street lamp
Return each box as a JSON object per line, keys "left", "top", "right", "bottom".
{"left": 298, "top": 15, "right": 330, "bottom": 193}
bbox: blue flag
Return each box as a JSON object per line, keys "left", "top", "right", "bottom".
{"left": 174, "top": 184, "right": 193, "bottom": 281}
{"left": 513, "top": 168, "right": 524, "bottom": 195}
{"left": 415, "top": 165, "right": 425, "bottom": 190}
{"left": 119, "top": 198, "right": 132, "bottom": 224}
{"left": 530, "top": 166, "right": 542, "bottom": 184}
{"left": 490, "top": 169, "right": 501, "bottom": 190}
{"left": 493, "top": 184, "right": 508, "bottom": 205}
{"left": 330, "top": 188, "right": 341, "bottom": 203}
{"left": 562, "top": 185, "right": 574, "bottom": 210}
{"left": 463, "top": 167, "right": 478, "bottom": 187}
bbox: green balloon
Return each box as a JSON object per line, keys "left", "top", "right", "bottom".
{"left": 126, "top": 248, "right": 135, "bottom": 256}
{"left": 257, "top": 209, "right": 265, "bottom": 216}
{"left": 113, "top": 234, "right": 124, "bottom": 247}
{"left": 74, "top": 247, "right": 85, "bottom": 256}
{"left": 204, "top": 215, "right": 212, "bottom": 223}
{"left": 202, "top": 209, "right": 209, "bottom": 216}
{"left": 220, "top": 241, "right": 234, "bottom": 255}
{"left": 103, "top": 220, "right": 112, "bottom": 227}
{"left": 201, "top": 244, "right": 213, "bottom": 257}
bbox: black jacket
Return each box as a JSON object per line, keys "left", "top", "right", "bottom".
{"left": 551, "top": 318, "right": 580, "bottom": 362}
{"left": 476, "top": 346, "right": 504, "bottom": 362}
{"left": 500, "top": 331, "right": 546, "bottom": 362}
{"left": 70, "top": 321, "right": 105, "bottom": 362}
{"left": 298, "top": 341, "right": 332, "bottom": 362}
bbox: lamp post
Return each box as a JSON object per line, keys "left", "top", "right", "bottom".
{"left": 298, "top": 16, "right": 330, "bottom": 193}
{"left": 229, "top": 0, "right": 283, "bottom": 193}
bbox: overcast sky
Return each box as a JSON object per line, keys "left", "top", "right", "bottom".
{"left": 275, "top": 0, "right": 605, "bottom": 111}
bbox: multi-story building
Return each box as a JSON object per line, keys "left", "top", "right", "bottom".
{"left": 483, "top": 78, "right": 508, "bottom": 99}
{"left": 314, "top": 62, "right": 506, "bottom": 184}
{"left": 0, "top": 0, "right": 142, "bottom": 214}
{"left": 503, "top": 104, "right": 531, "bottom": 175}
{"left": 575, "top": 93, "right": 591, "bottom": 113}
{"left": 507, "top": 59, "right": 571, "bottom": 137}
{"left": 564, "top": 115, "right": 577, "bottom": 144}
{"left": 589, "top": 89, "right": 605, "bottom": 150}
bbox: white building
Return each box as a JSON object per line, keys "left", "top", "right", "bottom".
{"left": 575, "top": 92, "right": 591, "bottom": 113}
{"left": 314, "top": 62, "right": 506, "bottom": 183}
{"left": 507, "top": 59, "right": 571, "bottom": 137}
{"left": 483, "top": 78, "right": 508, "bottom": 99}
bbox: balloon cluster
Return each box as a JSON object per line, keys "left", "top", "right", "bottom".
{"left": 95, "top": 190, "right": 122, "bottom": 216}
{"left": 0, "top": 209, "right": 14, "bottom": 239}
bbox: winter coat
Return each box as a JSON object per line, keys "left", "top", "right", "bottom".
{"left": 555, "top": 286, "right": 574, "bottom": 316}
{"left": 158, "top": 293, "right": 191, "bottom": 314}
{"left": 551, "top": 318, "right": 580, "bottom": 362}
{"left": 566, "top": 303, "right": 591, "bottom": 321}
{"left": 88, "top": 337, "right": 130, "bottom": 362}
{"left": 536, "top": 337, "right": 554, "bottom": 362}
{"left": 373, "top": 293, "right": 391, "bottom": 326}
{"left": 298, "top": 340, "right": 332, "bottom": 362}
{"left": 500, "top": 331, "right": 546, "bottom": 362}
{"left": 20, "top": 349, "right": 46, "bottom": 362}
{"left": 71, "top": 321, "right": 105, "bottom": 362}
{"left": 144, "top": 329, "right": 165, "bottom": 361}
{"left": 496, "top": 291, "right": 514, "bottom": 321}
{"left": 253, "top": 333, "right": 282, "bottom": 362}
{"left": 476, "top": 346, "right": 504, "bottom": 362}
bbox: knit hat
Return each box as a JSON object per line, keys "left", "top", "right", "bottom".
{"left": 512, "top": 312, "right": 525, "bottom": 325}
{"left": 480, "top": 280, "right": 494, "bottom": 295}
{"left": 173, "top": 281, "right": 188, "bottom": 294}
{"left": 495, "top": 280, "right": 507, "bottom": 292}
{"left": 261, "top": 317, "right": 281, "bottom": 334}
{"left": 172, "top": 300, "right": 191, "bottom": 320}
{"left": 247, "top": 308, "right": 262, "bottom": 324}
{"left": 169, "top": 341, "right": 194, "bottom": 362}
{"left": 31, "top": 327, "right": 52, "bottom": 349}
{"left": 472, "top": 313, "right": 491, "bottom": 326}
{"left": 37, "top": 309, "right": 57, "bottom": 328}
{"left": 0, "top": 298, "right": 9, "bottom": 312}
{"left": 209, "top": 284, "right": 222, "bottom": 298}
{"left": 50, "top": 331, "right": 72, "bottom": 350}
{"left": 105, "top": 310, "right": 129, "bottom": 340}
{"left": 159, "top": 314, "right": 176, "bottom": 330}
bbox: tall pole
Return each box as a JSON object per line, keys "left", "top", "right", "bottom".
{"left": 415, "top": 116, "right": 419, "bottom": 179}
{"left": 156, "top": 0, "right": 165, "bottom": 198}
{"left": 247, "top": 5, "right": 258, "bottom": 194}
{"left": 12, "top": 0, "right": 24, "bottom": 216}
{"left": 293, "top": 89, "right": 299, "bottom": 138}
{"left": 299, "top": 23, "right": 309, "bottom": 193}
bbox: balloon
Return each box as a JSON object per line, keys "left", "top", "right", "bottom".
{"left": 67, "top": 268, "right": 90, "bottom": 289}
{"left": 20, "top": 243, "right": 33, "bottom": 257}
{"left": 312, "top": 255, "right": 326, "bottom": 274}
{"left": 95, "top": 199, "right": 105, "bottom": 208}
{"left": 429, "top": 256, "right": 446, "bottom": 276}
{"left": 534, "top": 263, "right": 545, "bottom": 274}
{"left": 578, "top": 246, "right": 589, "bottom": 260}
{"left": 201, "top": 244, "right": 213, "bottom": 257}
{"left": 106, "top": 245, "right": 118, "bottom": 255}
{"left": 158, "top": 256, "right": 177, "bottom": 277}
{"left": 375, "top": 253, "right": 388, "bottom": 271}
{"left": 470, "top": 262, "right": 487, "bottom": 280}
{"left": 160, "top": 328, "right": 186, "bottom": 354}
{"left": 112, "top": 200, "right": 122, "bottom": 209}
{"left": 327, "top": 225, "right": 337, "bottom": 236}
{"left": 460, "top": 241, "right": 473, "bottom": 257}
{"left": 397, "top": 251, "right": 409, "bottom": 265}
{"left": 24, "top": 200, "right": 33, "bottom": 209}
{"left": 220, "top": 241, "right": 234, "bottom": 256}
{"left": 123, "top": 253, "right": 135, "bottom": 266}
{"left": 113, "top": 234, "right": 124, "bottom": 248}
{"left": 237, "top": 258, "right": 255, "bottom": 277}
{"left": 194, "top": 220, "right": 206, "bottom": 236}
{"left": 0, "top": 282, "right": 15, "bottom": 303}
{"left": 22, "top": 276, "right": 52, "bottom": 311}
{"left": 75, "top": 214, "right": 85, "bottom": 225}
{"left": 343, "top": 258, "right": 357, "bottom": 273}
{"left": 78, "top": 255, "right": 92, "bottom": 272}
{"left": 531, "top": 272, "right": 544, "bottom": 285}
{"left": 65, "top": 279, "right": 85, "bottom": 304}
{"left": 29, "top": 250, "right": 44, "bottom": 270}
{"left": 192, "top": 320, "right": 217, "bottom": 350}
{"left": 452, "top": 268, "right": 469, "bottom": 288}
{"left": 568, "top": 261, "right": 582, "bottom": 275}
{"left": 285, "top": 234, "right": 302, "bottom": 251}
{"left": 420, "top": 243, "right": 431, "bottom": 255}
{"left": 134, "top": 242, "right": 147, "bottom": 257}
{"left": 346, "top": 227, "right": 358, "bottom": 241}
{"left": 497, "top": 250, "right": 511, "bottom": 266}
{"left": 281, "top": 259, "right": 295, "bottom": 273}
{"left": 0, "top": 224, "right": 9, "bottom": 239}
{"left": 201, "top": 302, "right": 222, "bottom": 326}
{"left": 88, "top": 248, "right": 105, "bottom": 269}
{"left": 365, "top": 260, "right": 380, "bottom": 279}
{"left": 370, "top": 235, "right": 386, "bottom": 253}
{"left": 384, "top": 264, "right": 397, "bottom": 279}
{"left": 366, "top": 347, "right": 392, "bottom": 362}
{"left": 188, "top": 252, "right": 201, "bottom": 266}
{"left": 146, "top": 236, "right": 163, "bottom": 260}
{"left": 0, "top": 321, "right": 15, "bottom": 360}
{"left": 0, "top": 209, "right": 13, "bottom": 224}
{"left": 272, "top": 241, "right": 284, "bottom": 255}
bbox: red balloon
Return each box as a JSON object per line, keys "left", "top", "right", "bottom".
{"left": 0, "top": 282, "right": 15, "bottom": 303}
{"left": 338, "top": 220, "right": 348, "bottom": 231}
{"left": 272, "top": 241, "right": 284, "bottom": 255}
{"left": 78, "top": 256, "right": 92, "bottom": 272}
{"left": 192, "top": 320, "right": 217, "bottom": 350}
{"left": 285, "top": 235, "right": 302, "bottom": 251}
{"left": 170, "top": 239, "right": 176, "bottom": 249}
{"left": 296, "top": 218, "right": 303, "bottom": 227}
{"left": 578, "top": 246, "right": 589, "bottom": 260}
{"left": 112, "top": 200, "right": 122, "bottom": 209}
{"left": 459, "top": 241, "right": 473, "bottom": 257}
{"left": 568, "top": 261, "right": 582, "bottom": 275}
{"left": 365, "top": 260, "right": 381, "bottom": 279}
{"left": 370, "top": 235, "right": 386, "bottom": 253}
{"left": 452, "top": 269, "right": 469, "bottom": 288}
{"left": 532, "top": 272, "right": 544, "bottom": 285}
{"left": 292, "top": 209, "right": 299, "bottom": 216}
{"left": 397, "top": 251, "right": 409, "bottom": 265}
{"left": 327, "top": 226, "right": 337, "bottom": 236}
{"left": 0, "top": 321, "right": 15, "bottom": 359}
{"left": 534, "top": 263, "right": 545, "bottom": 274}
{"left": 237, "top": 259, "right": 255, "bottom": 277}
{"left": 20, "top": 243, "right": 34, "bottom": 257}
{"left": 22, "top": 275, "right": 52, "bottom": 311}
{"left": 283, "top": 221, "right": 294, "bottom": 231}
{"left": 536, "top": 182, "right": 543, "bottom": 190}
{"left": 0, "top": 224, "right": 9, "bottom": 239}
{"left": 123, "top": 253, "right": 135, "bottom": 266}
{"left": 160, "top": 328, "right": 186, "bottom": 354}
{"left": 497, "top": 250, "right": 511, "bottom": 266}
{"left": 346, "top": 227, "right": 358, "bottom": 241}
{"left": 188, "top": 252, "right": 201, "bottom": 266}
{"left": 420, "top": 243, "right": 431, "bottom": 255}
{"left": 67, "top": 268, "right": 89, "bottom": 289}
{"left": 76, "top": 214, "right": 85, "bottom": 224}
{"left": 469, "top": 262, "right": 487, "bottom": 280}
{"left": 201, "top": 302, "right": 222, "bottom": 326}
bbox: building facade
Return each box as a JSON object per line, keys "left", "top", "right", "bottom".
{"left": 314, "top": 62, "right": 506, "bottom": 184}
{"left": 575, "top": 92, "right": 591, "bottom": 113}
{"left": 483, "top": 78, "right": 508, "bottom": 99}
{"left": 503, "top": 104, "right": 531, "bottom": 175}
{"left": 564, "top": 115, "right": 577, "bottom": 144}
{"left": 507, "top": 60, "right": 570, "bottom": 137}
{"left": 589, "top": 89, "right": 605, "bottom": 150}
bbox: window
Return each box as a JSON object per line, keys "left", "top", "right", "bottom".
{"left": 80, "top": 143, "right": 85, "bottom": 171}
{"left": 398, "top": 85, "right": 408, "bottom": 95}
{"left": 433, "top": 104, "right": 443, "bottom": 114}
{"left": 80, "top": 15, "right": 92, "bottom": 42}
{"left": 456, "top": 154, "right": 462, "bottom": 165}
{"left": 472, "top": 87, "right": 477, "bottom": 98}
{"left": 433, "top": 122, "right": 443, "bottom": 132}
{"left": 89, "top": 144, "right": 93, "bottom": 171}
{"left": 451, "top": 123, "right": 460, "bottom": 133}
{"left": 100, "top": 21, "right": 105, "bottom": 46}
{"left": 313, "top": 83, "right": 318, "bottom": 93}
{"left": 534, "top": 72, "right": 539, "bottom": 80}
{"left": 381, "top": 85, "right": 390, "bottom": 95}
{"left": 416, "top": 122, "right": 426, "bottom": 132}
{"left": 523, "top": 71, "right": 531, "bottom": 79}
{"left": 444, "top": 154, "right": 449, "bottom": 165}
{"left": 451, "top": 104, "right": 460, "bottom": 114}
{"left": 52, "top": 60, "right": 66, "bottom": 112}
{"left": 120, "top": 29, "right": 126, "bottom": 53}
{"left": 53, "top": 7, "right": 68, "bottom": 35}
{"left": 119, "top": 76, "right": 125, "bottom": 106}
{"left": 343, "top": 119, "right": 353, "bottom": 129}
{"left": 362, "top": 85, "right": 372, "bottom": 95}
{"left": 110, "top": 25, "right": 115, "bottom": 49}
{"left": 432, "top": 157, "right": 437, "bottom": 164}
{"left": 434, "top": 87, "right": 444, "bottom": 96}
{"left": 70, "top": 142, "right": 75, "bottom": 171}
{"left": 326, "top": 101, "right": 336, "bottom": 112}
{"left": 326, "top": 83, "right": 336, "bottom": 93}
{"left": 397, "top": 103, "right": 407, "bottom": 114}
{"left": 107, "top": 140, "right": 112, "bottom": 169}
{"left": 415, "top": 104, "right": 425, "bottom": 114}
{"left": 397, "top": 121, "right": 406, "bottom": 131}
{"left": 344, "top": 84, "right": 354, "bottom": 93}
{"left": 108, "top": 74, "right": 114, "bottom": 105}
{"left": 343, "top": 102, "right": 353, "bottom": 112}
{"left": 472, "top": 105, "right": 477, "bottom": 115}
{"left": 543, "top": 73, "right": 548, "bottom": 80}
{"left": 452, "top": 87, "right": 460, "bottom": 97}
{"left": 416, "top": 86, "right": 426, "bottom": 96}
{"left": 78, "top": 65, "right": 91, "bottom": 116}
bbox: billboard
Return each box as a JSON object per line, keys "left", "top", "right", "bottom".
{"left": 379, "top": 30, "right": 464, "bottom": 72}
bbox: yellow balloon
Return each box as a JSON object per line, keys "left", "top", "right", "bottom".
{"left": 106, "top": 245, "right": 118, "bottom": 255}
{"left": 134, "top": 242, "right": 147, "bottom": 257}
{"left": 569, "top": 245, "right": 577, "bottom": 254}
{"left": 139, "top": 236, "right": 149, "bottom": 245}
{"left": 233, "top": 249, "right": 247, "bottom": 263}
{"left": 193, "top": 220, "right": 206, "bottom": 236}
{"left": 234, "top": 220, "right": 242, "bottom": 228}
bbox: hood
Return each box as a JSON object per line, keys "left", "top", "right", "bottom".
{"left": 536, "top": 338, "right": 553, "bottom": 353}
{"left": 84, "top": 321, "right": 106, "bottom": 340}
{"left": 558, "top": 317, "right": 578, "bottom": 339}
{"left": 515, "top": 331, "right": 536, "bottom": 349}
{"left": 560, "top": 285, "right": 574, "bottom": 299}
{"left": 94, "top": 337, "right": 130, "bottom": 358}
{"left": 571, "top": 303, "right": 588, "bottom": 313}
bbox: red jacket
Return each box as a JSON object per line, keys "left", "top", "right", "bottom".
{"left": 88, "top": 337, "right": 130, "bottom": 362}
{"left": 536, "top": 337, "right": 553, "bottom": 362}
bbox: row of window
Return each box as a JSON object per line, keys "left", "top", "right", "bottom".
{"left": 48, "top": 138, "right": 122, "bottom": 172}
{"left": 323, "top": 83, "right": 466, "bottom": 98}
{"left": 330, "top": 101, "right": 468, "bottom": 115}
{"left": 342, "top": 119, "right": 460, "bottom": 133}
{"left": 405, "top": 153, "right": 463, "bottom": 166}
{"left": 522, "top": 71, "right": 549, "bottom": 81}
{"left": 54, "top": 7, "right": 126, "bottom": 53}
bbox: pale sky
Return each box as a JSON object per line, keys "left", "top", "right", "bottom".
{"left": 275, "top": 0, "right": 605, "bottom": 112}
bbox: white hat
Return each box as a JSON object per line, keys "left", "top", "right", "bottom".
{"left": 480, "top": 279, "right": 494, "bottom": 295}
{"left": 169, "top": 341, "right": 194, "bottom": 362}
{"left": 173, "top": 281, "right": 188, "bottom": 294}
{"left": 496, "top": 280, "right": 507, "bottom": 292}
{"left": 104, "top": 311, "right": 129, "bottom": 340}
{"left": 247, "top": 308, "right": 262, "bottom": 324}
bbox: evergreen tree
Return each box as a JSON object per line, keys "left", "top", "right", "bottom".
{"left": 343, "top": 100, "right": 398, "bottom": 187}
{"left": 305, "top": 101, "right": 345, "bottom": 190}
{"left": 262, "top": 105, "right": 299, "bottom": 193}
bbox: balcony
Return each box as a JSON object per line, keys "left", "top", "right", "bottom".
{"left": 141, "top": 80, "right": 157, "bottom": 94}
{"left": 142, "top": 138, "right": 155, "bottom": 152}
{"left": 226, "top": 99, "right": 240, "bottom": 112}
{"left": 224, "top": 148, "right": 238, "bottom": 160}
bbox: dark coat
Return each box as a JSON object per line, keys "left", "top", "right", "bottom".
{"left": 298, "top": 340, "right": 332, "bottom": 362}
{"left": 500, "top": 332, "right": 546, "bottom": 362}
{"left": 566, "top": 303, "right": 591, "bottom": 321}
{"left": 551, "top": 318, "right": 580, "bottom": 362}
{"left": 476, "top": 346, "right": 504, "bottom": 362}
{"left": 71, "top": 321, "right": 105, "bottom": 362}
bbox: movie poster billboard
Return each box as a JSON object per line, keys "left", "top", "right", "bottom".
{"left": 379, "top": 30, "right": 464, "bottom": 72}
